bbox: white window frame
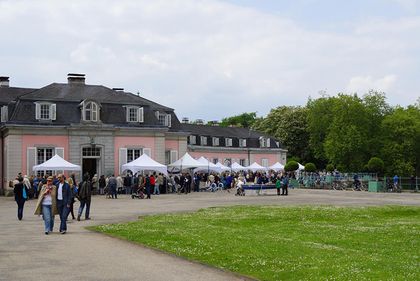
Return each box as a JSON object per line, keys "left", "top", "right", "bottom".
{"left": 259, "top": 137, "right": 267, "bottom": 148}
{"left": 156, "top": 111, "right": 171, "bottom": 127}
{"left": 1, "top": 105, "right": 8, "bottom": 122}
{"left": 36, "top": 147, "right": 55, "bottom": 177}
{"left": 35, "top": 102, "right": 56, "bottom": 121}
{"left": 225, "top": 138, "right": 232, "bottom": 147}
{"left": 239, "top": 139, "right": 247, "bottom": 147}
{"left": 127, "top": 148, "right": 143, "bottom": 162}
{"left": 189, "top": 135, "right": 196, "bottom": 145}
{"left": 125, "top": 106, "right": 144, "bottom": 123}
{"left": 82, "top": 101, "right": 99, "bottom": 122}
{"left": 212, "top": 137, "right": 219, "bottom": 146}
{"left": 262, "top": 158, "right": 269, "bottom": 168}
{"left": 201, "top": 136, "right": 207, "bottom": 146}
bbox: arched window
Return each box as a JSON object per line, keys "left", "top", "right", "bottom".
{"left": 82, "top": 101, "right": 99, "bottom": 122}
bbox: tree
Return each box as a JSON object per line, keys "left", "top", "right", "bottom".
{"left": 367, "top": 157, "right": 384, "bottom": 175}
{"left": 219, "top": 112, "right": 257, "bottom": 128}
{"left": 326, "top": 164, "right": 334, "bottom": 172}
{"left": 304, "top": 163, "right": 317, "bottom": 172}
{"left": 253, "top": 106, "right": 309, "bottom": 161}
{"left": 285, "top": 160, "right": 299, "bottom": 172}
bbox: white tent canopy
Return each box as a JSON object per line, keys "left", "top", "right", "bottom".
{"left": 194, "top": 157, "right": 221, "bottom": 173}
{"left": 215, "top": 162, "right": 231, "bottom": 172}
{"left": 122, "top": 154, "right": 168, "bottom": 176}
{"left": 269, "top": 162, "right": 285, "bottom": 172}
{"left": 298, "top": 163, "right": 305, "bottom": 170}
{"left": 231, "top": 162, "right": 246, "bottom": 172}
{"left": 33, "top": 154, "right": 81, "bottom": 171}
{"left": 245, "top": 162, "right": 268, "bottom": 172}
{"left": 168, "top": 152, "right": 208, "bottom": 171}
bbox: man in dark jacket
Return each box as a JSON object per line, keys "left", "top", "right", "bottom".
{"left": 14, "top": 176, "right": 28, "bottom": 220}
{"left": 57, "top": 174, "right": 72, "bottom": 234}
{"left": 77, "top": 173, "right": 92, "bottom": 221}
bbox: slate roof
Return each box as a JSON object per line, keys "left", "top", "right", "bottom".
{"left": 0, "top": 87, "right": 36, "bottom": 105}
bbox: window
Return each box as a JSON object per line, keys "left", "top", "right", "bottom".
{"left": 224, "top": 158, "right": 232, "bottom": 167}
{"left": 189, "top": 135, "right": 196, "bottom": 145}
{"left": 126, "top": 106, "right": 144, "bottom": 123}
{"left": 201, "top": 136, "right": 207, "bottom": 146}
{"left": 240, "top": 159, "right": 246, "bottom": 166}
{"left": 1, "top": 105, "right": 8, "bottom": 122}
{"left": 259, "top": 137, "right": 270, "bottom": 148}
{"left": 82, "top": 101, "right": 99, "bottom": 122}
{"left": 212, "top": 158, "right": 218, "bottom": 164}
{"left": 36, "top": 148, "right": 54, "bottom": 177}
{"left": 239, "top": 139, "right": 247, "bottom": 147}
{"left": 212, "top": 137, "right": 219, "bottom": 146}
{"left": 155, "top": 111, "right": 171, "bottom": 127}
{"left": 35, "top": 102, "right": 56, "bottom": 121}
{"left": 127, "top": 148, "right": 143, "bottom": 162}
{"left": 225, "top": 138, "right": 232, "bottom": 147}
{"left": 262, "top": 158, "right": 269, "bottom": 167}
{"left": 82, "top": 147, "right": 101, "bottom": 157}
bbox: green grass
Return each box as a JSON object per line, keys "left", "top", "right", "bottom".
{"left": 92, "top": 206, "right": 420, "bottom": 280}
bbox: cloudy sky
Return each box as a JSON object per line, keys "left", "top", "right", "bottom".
{"left": 1, "top": 0, "right": 419, "bottom": 121}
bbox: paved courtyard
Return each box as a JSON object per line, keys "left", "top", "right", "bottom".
{"left": 1, "top": 189, "right": 419, "bottom": 281}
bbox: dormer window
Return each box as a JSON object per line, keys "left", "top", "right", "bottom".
{"left": 125, "top": 106, "right": 144, "bottom": 123}
{"left": 35, "top": 102, "right": 56, "bottom": 121}
{"left": 201, "top": 136, "right": 208, "bottom": 146}
{"left": 225, "top": 138, "right": 232, "bottom": 147}
{"left": 239, "top": 139, "right": 247, "bottom": 147}
{"left": 80, "top": 100, "right": 99, "bottom": 122}
{"left": 155, "top": 111, "right": 171, "bottom": 127}
{"left": 259, "top": 137, "right": 270, "bottom": 148}
{"left": 189, "top": 135, "right": 196, "bottom": 145}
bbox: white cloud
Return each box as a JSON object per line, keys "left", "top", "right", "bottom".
{"left": 0, "top": 0, "right": 419, "bottom": 120}
{"left": 346, "top": 75, "right": 397, "bottom": 93}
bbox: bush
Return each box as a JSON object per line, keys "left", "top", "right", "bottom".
{"left": 305, "top": 163, "right": 317, "bottom": 172}
{"left": 285, "top": 160, "right": 299, "bottom": 172}
{"left": 326, "top": 164, "right": 334, "bottom": 172}
{"left": 367, "top": 157, "right": 384, "bottom": 174}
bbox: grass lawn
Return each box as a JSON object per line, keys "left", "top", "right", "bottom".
{"left": 92, "top": 206, "right": 420, "bottom": 280}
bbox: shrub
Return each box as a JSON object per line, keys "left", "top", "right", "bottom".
{"left": 285, "top": 160, "right": 299, "bottom": 172}
{"left": 326, "top": 164, "right": 334, "bottom": 172}
{"left": 305, "top": 163, "right": 317, "bottom": 172}
{"left": 367, "top": 157, "right": 385, "bottom": 174}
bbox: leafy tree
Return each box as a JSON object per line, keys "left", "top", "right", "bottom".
{"left": 326, "top": 164, "right": 334, "bottom": 172}
{"left": 367, "top": 157, "right": 385, "bottom": 175}
{"left": 219, "top": 112, "right": 257, "bottom": 128}
{"left": 285, "top": 160, "right": 299, "bottom": 172}
{"left": 253, "top": 106, "right": 309, "bottom": 161}
{"left": 304, "top": 163, "right": 317, "bottom": 172}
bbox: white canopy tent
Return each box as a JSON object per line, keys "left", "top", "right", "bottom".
{"left": 269, "top": 162, "right": 285, "bottom": 172}
{"left": 194, "top": 157, "right": 221, "bottom": 173}
{"left": 168, "top": 152, "right": 208, "bottom": 171}
{"left": 298, "top": 163, "right": 305, "bottom": 170}
{"left": 245, "top": 162, "right": 268, "bottom": 172}
{"left": 121, "top": 154, "right": 168, "bottom": 176}
{"left": 215, "top": 162, "right": 231, "bottom": 172}
{"left": 33, "top": 154, "right": 81, "bottom": 171}
{"left": 231, "top": 162, "right": 246, "bottom": 172}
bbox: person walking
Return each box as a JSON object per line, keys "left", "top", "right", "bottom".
{"left": 14, "top": 176, "right": 28, "bottom": 220}
{"left": 34, "top": 176, "right": 58, "bottom": 234}
{"left": 144, "top": 174, "right": 151, "bottom": 199}
{"left": 67, "top": 177, "right": 76, "bottom": 220}
{"left": 281, "top": 175, "right": 289, "bottom": 196}
{"left": 275, "top": 176, "right": 281, "bottom": 196}
{"left": 77, "top": 173, "right": 92, "bottom": 221}
{"left": 98, "top": 175, "right": 106, "bottom": 195}
{"left": 56, "top": 174, "right": 71, "bottom": 234}
{"left": 108, "top": 175, "right": 117, "bottom": 199}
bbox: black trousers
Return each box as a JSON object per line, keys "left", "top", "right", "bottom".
{"left": 281, "top": 185, "right": 288, "bottom": 195}
{"left": 16, "top": 199, "right": 25, "bottom": 220}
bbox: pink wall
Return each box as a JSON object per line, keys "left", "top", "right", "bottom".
{"left": 114, "top": 136, "right": 155, "bottom": 175}
{"left": 21, "top": 135, "right": 69, "bottom": 175}
{"left": 252, "top": 153, "right": 278, "bottom": 166}
{"left": 165, "top": 140, "right": 180, "bottom": 151}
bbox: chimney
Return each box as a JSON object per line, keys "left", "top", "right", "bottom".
{"left": 67, "top": 73, "right": 85, "bottom": 84}
{"left": 0, "top": 76, "right": 10, "bottom": 88}
{"left": 182, "top": 117, "right": 189, "bottom": 124}
{"left": 112, "top": 88, "right": 124, "bottom": 92}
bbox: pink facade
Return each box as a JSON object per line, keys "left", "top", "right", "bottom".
{"left": 165, "top": 140, "right": 181, "bottom": 151}
{"left": 21, "top": 135, "right": 69, "bottom": 175}
{"left": 252, "top": 153, "right": 279, "bottom": 166}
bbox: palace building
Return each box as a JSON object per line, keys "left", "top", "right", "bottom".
{"left": 0, "top": 74, "right": 287, "bottom": 193}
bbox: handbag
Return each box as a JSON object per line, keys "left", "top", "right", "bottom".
{"left": 22, "top": 186, "right": 27, "bottom": 199}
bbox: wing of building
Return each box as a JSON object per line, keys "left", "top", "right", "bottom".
{"left": 0, "top": 74, "right": 287, "bottom": 192}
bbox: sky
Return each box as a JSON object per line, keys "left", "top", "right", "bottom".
{"left": 1, "top": 0, "right": 419, "bottom": 122}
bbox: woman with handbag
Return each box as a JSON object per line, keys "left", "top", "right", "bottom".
{"left": 34, "top": 176, "right": 59, "bottom": 234}
{"left": 14, "top": 176, "right": 28, "bottom": 220}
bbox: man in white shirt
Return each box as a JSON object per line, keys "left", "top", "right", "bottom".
{"left": 56, "top": 174, "right": 71, "bottom": 234}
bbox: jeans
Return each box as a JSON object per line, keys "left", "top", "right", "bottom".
{"left": 78, "top": 199, "right": 91, "bottom": 219}
{"left": 153, "top": 185, "right": 160, "bottom": 195}
{"left": 57, "top": 200, "right": 69, "bottom": 232}
{"left": 125, "top": 186, "right": 132, "bottom": 195}
{"left": 16, "top": 199, "right": 25, "bottom": 220}
{"left": 42, "top": 205, "right": 54, "bottom": 232}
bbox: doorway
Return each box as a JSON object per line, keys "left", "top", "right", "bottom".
{"left": 82, "top": 158, "right": 97, "bottom": 178}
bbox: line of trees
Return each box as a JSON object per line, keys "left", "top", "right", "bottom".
{"left": 219, "top": 91, "right": 420, "bottom": 176}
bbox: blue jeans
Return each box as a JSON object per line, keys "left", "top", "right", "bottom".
{"left": 42, "top": 205, "right": 54, "bottom": 232}
{"left": 153, "top": 185, "right": 160, "bottom": 195}
{"left": 57, "top": 200, "right": 69, "bottom": 232}
{"left": 78, "top": 199, "right": 91, "bottom": 219}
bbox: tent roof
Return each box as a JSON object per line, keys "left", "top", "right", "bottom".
{"left": 33, "top": 154, "right": 81, "bottom": 171}
{"left": 269, "top": 162, "right": 285, "bottom": 171}
{"left": 168, "top": 152, "right": 208, "bottom": 170}
{"left": 231, "top": 162, "right": 246, "bottom": 172}
{"left": 194, "top": 157, "right": 221, "bottom": 173}
{"left": 121, "top": 154, "right": 167, "bottom": 175}
{"left": 246, "top": 162, "right": 268, "bottom": 172}
{"left": 215, "top": 162, "right": 231, "bottom": 172}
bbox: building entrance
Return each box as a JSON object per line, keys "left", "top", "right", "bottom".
{"left": 82, "top": 146, "right": 101, "bottom": 179}
{"left": 82, "top": 158, "right": 97, "bottom": 178}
